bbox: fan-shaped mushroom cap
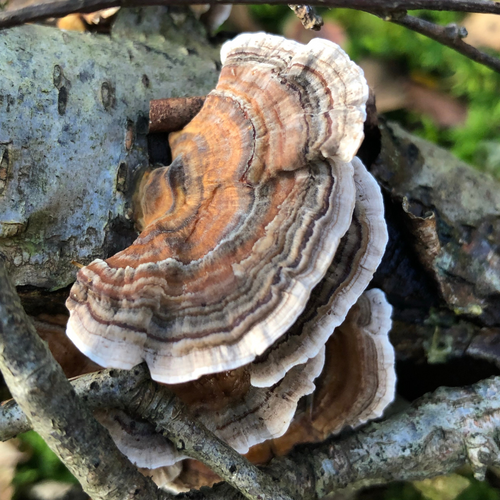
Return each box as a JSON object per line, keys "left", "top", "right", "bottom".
{"left": 250, "top": 156, "right": 388, "bottom": 387}
{"left": 66, "top": 33, "right": 368, "bottom": 384}
{"left": 258, "top": 288, "right": 395, "bottom": 458}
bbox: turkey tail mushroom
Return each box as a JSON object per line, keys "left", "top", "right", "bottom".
{"left": 64, "top": 33, "right": 395, "bottom": 487}
{"left": 66, "top": 33, "right": 368, "bottom": 385}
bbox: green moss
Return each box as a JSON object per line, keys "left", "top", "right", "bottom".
{"left": 331, "top": 10, "right": 500, "bottom": 177}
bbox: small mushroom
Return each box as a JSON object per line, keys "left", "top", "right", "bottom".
{"left": 266, "top": 288, "right": 395, "bottom": 458}
{"left": 66, "top": 32, "right": 368, "bottom": 385}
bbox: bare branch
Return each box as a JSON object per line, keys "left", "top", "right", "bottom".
{"left": 367, "top": 10, "right": 500, "bottom": 73}
{"left": 0, "top": 258, "right": 171, "bottom": 500}
{"left": 2, "top": 1, "right": 500, "bottom": 74}
{"left": 2, "top": 0, "right": 500, "bottom": 30}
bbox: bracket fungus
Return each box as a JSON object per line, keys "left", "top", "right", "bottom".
{"left": 65, "top": 32, "right": 395, "bottom": 481}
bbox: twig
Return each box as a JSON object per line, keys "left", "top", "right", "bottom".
{"left": 149, "top": 97, "right": 206, "bottom": 133}
{"left": 368, "top": 11, "right": 500, "bottom": 73}
{"left": 0, "top": 365, "right": 295, "bottom": 500}
{"left": 2, "top": 0, "right": 500, "bottom": 30}
{"left": 4, "top": 364, "right": 500, "bottom": 497}
{"left": 289, "top": 5, "right": 323, "bottom": 31}
{"left": 134, "top": 383, "right": 296, "bottom": 500}
{"left": 0, "top": 258, "right": 170, "bottom": 500}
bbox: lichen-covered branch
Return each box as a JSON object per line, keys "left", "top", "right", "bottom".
{"left": 265, "top": 377, "right": 500, "bottom": 496}
{"left": 3, "top": 362, "right": 500, "bottom": 498}
{"left": 0, "top": 13, "right": 219, "bottom": 291}
{"left": 0, "top": 258, "right": 171, "bottom": 500}
{"left": 289, "top": 376, "right": 500, "bottom": 490}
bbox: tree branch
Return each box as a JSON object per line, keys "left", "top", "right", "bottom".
{"left": 0, "top": 364, "right": 295, "bottom": 499}
{"left": 2, "top": 1, "right": 500, "bottom": 75}
{"left": 4, "top": 360, "right": 500, "bottom": 498}
{"left": 0, "top": 258, "right": 171, "bottom": 500}
{"left": 367, "top": 10, "right": 500, "bottom": 73}
{"left": 2, "top": 0, "right": 500, "bottom": 31}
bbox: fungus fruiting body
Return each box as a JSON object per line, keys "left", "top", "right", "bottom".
{"left": 65, "top": 32, "right": 395, "bottom": 482}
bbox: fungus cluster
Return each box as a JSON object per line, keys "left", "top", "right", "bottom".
{"left": 65, "top": 33, "right": 395, "bottom": 484}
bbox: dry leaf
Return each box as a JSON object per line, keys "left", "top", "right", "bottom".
{"left": 413, "top": 474, "right": 470, "bottom": 500}
{"left": 0, "top": 440, "right": 28, "bottom": 500}
{"left": 463, "top": 14, "right": 500, "bottom": 51}
{"left": 56, "top": 14, "right": 86, "bottom": 32}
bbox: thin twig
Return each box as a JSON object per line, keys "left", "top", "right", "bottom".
{"left": 2, "top": 1, "right": 500, "bottom": 75}
{"left": 0, "top": 258, "right": 170, "bottom": 500}
{"left": 2, "top": 0, "right": 500, "bottom": 30}
{"left": 368, "top": 10, "right": 500, "bottom": 73}
{"left": 289, "top": 5, "right": 323, "bottom": 31}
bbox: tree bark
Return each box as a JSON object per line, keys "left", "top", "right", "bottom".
{"left": 0, "top": 6, "right": 219, "bottom": 290}
{"left": 369, "top": 120, "right": 500, "bottom": 369}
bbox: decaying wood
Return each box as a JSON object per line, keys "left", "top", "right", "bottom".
{"left": 370, "top": 120, "right": 500, "bottom": 367}
{"left": 149, "top": 97, "right": 206, "bottom": 133}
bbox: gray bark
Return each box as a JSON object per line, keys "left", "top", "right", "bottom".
{"left": 0, "top": 6, "right": 219, "bottom": 289}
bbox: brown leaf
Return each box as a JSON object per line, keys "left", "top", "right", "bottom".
{"left": 463, "top": 14, "right": 500, "bottom": 51}
{"left": 0, "top": 440, "right": 28, "bottom": 500}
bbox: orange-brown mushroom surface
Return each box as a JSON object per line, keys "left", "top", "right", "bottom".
{"left": 66, "top": 33, "right": 369, "bottom": 384}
